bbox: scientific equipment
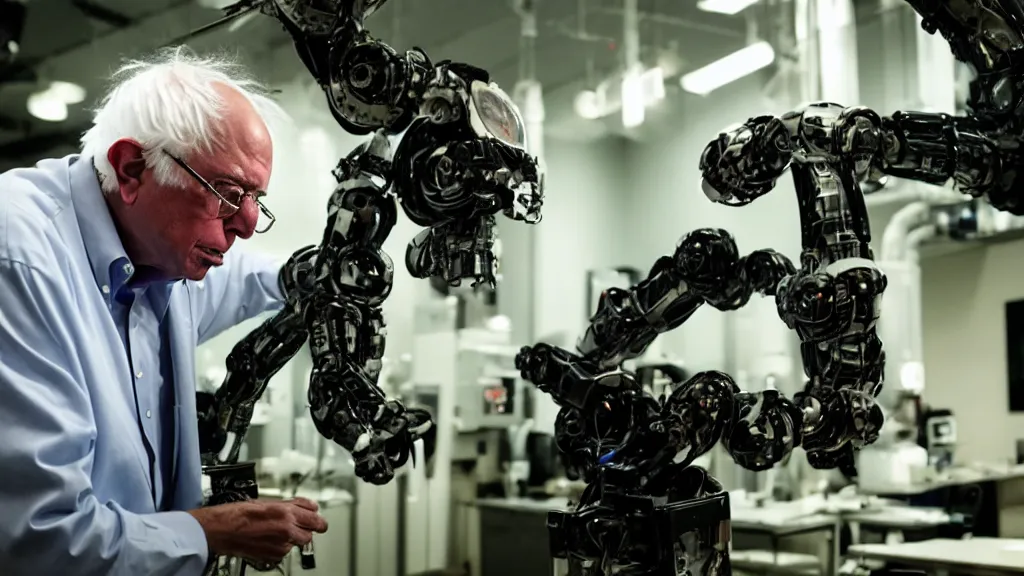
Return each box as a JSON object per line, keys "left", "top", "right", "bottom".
{"left": 453, "top": 345, "right": 527, "bottom": 433}
{"left": 922, "top": 408, "right": 957, "bottom": 471}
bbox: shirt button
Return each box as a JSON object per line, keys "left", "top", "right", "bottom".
{"left": 145, "top": 410, "right": 152, "bottom": 419}
{"left": 136, "top": 371, "right": 143, "bottom": 378}
{"left": 101, "top": 285, "right": 110, "bottom": 294}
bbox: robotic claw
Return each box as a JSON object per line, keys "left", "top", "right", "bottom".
{"left": 517, "top": 108, "right": 888, "bottom": 574}
{"left": 188, "top": 1, "right": 544, "bottom": 574}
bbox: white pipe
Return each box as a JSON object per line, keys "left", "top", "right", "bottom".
{"left": 865, "top": 182, "right": 964, "bottom": 208}
{"left": 815, "top": 0, "right": 859, "bottom": 103}
{"left": 623, "top": 0, "right": 640, "bottom": 70}
{"left": 513, "top": 0, "right": 545, "bottom": 164}
{"left": 906, "top": 225, "right": 937, "bottom": 265}
{"left": 880, "top": 201, "right": 931, "bottom": 262}
{"left": 865, "top": 186, "right": 921, "bottom": 207}
{"left": 904, "top": 225, "right": 936, "bottom": 400}
{"left": 794, "top": 0, "right": 819, "bottom": 102}
{"left": 875, "top": 223, "right": 935, "bottom": 411}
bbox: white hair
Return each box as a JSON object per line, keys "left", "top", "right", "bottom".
{"left": 80, "top": 46, "right": 288, "bottom": 194}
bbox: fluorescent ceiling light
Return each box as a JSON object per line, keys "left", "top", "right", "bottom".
{"left": 27, "top": 91, "right": 68, "bottom": 122}
{"left": 574, "top": 90, "right": 602, "bottom": 120}
{"left": 621, "top": 67, "right": 645, "bottom": 129}
{"left": 697, "top": 0, "right": 759, "bottom": 15}
{"left": 49, "top": 81, "right": 86, "bottom": 104}
{"left": 26, "top": 81, "right": 86, "bottom": 122}
{"left": 640, "top": 66, "right": 665, "bottom": 105}
{"left": 680, "top": 41, "right": 775, "bottom": 96}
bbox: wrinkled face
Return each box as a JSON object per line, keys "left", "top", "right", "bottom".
{"left": 107, "top": 85, "right": 273, "bottom": 281}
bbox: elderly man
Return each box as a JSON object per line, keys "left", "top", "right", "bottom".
{"left": 0, "top": 48, "right": 328, "bottom": 575}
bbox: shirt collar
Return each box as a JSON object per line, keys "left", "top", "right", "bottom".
{"left": 69, "top": 155, "right": 175, "bottom": 316}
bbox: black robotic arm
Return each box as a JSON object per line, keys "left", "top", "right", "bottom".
{"left": 515, "top": 102, "right": 889, "bottom": 575}
{"left": 699, "top": 103, "right": 888, "bottom": 472}
{"left": 514, "top": 229, "right": 808, "bottom": 575}
{"left": 191, "top": 1, "right": 544, "bottom": 574}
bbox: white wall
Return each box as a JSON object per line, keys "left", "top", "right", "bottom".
{"left": 532, "top": 136, "right": 631, "bottom": 342}
{"left": 620, "top": 76, "right": 803, "bottom": 379}
{"left": 920, "top": 241, "right": 1024, "bottom": 464}
{"left": 614, "top": 77, "right": 809, "bottom": 490}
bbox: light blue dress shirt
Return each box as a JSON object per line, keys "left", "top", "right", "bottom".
{"left": 0, "top": 155, "right": 286, "bottom": 575}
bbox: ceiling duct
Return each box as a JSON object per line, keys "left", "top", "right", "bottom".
{"left": 513, "top": 0, "right": 545, "bottom": 165}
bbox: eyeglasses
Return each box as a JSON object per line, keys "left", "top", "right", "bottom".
{"left": 163, "top": 150, "right": 276, "bottom": 234}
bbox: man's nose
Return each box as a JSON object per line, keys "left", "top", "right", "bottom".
{"left": 225, "top": 197, "right": 258, "bottom": 239}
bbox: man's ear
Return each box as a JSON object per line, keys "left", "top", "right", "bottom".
{"left": 106, "top": 139, "right": 147, "bottom": 204}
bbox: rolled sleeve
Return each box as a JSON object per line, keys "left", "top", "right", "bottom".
{"left": 0, "top": 259, "right": 209, "bottom": 576}
{"left": 194, "top": 246, "right": 286, "bottom": 344}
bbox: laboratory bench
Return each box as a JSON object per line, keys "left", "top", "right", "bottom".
{"left": 729, "top": 503, "right": 840, "bottom": 576}
{"left": 472, "top": 497, "right": 842, "bottom": 576}
{"left": 858, "top": 465, "right": 1024, "bottom": 539}
{"left": 848, "top": 537, "right": 1024, "bottom": 575}
{"left": 470, "top": 495, "right": 965, "bottom": 576}
{"left": 475, "top": 497, "right": 569, "bottom": 576}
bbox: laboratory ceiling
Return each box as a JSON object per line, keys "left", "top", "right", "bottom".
{"left": 0, "top": 0, "right": 755, "bottom": 169}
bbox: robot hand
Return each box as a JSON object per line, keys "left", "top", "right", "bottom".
{"left": 698, "top": 115, "right": 792, "bottom": 206}
{"left": 397, "top": 61, "right": 543, "bottom": 287}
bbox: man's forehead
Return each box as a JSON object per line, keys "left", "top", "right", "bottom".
{"left": 185, "top": 149, "right": 258, "bottom": 186}
{"left": 211, "top": 163, "right": 265, "bottom": 190}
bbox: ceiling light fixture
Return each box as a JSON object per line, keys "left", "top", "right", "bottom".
{"left": 680, "top": 41, "right": 775, "bottom": 96}
{"left": 574, "top": 90, "right": 603, "bottom": 120}
{"left": 621, "top": 67, "right": 645, "bottom": 129}
{"left": 27, "top": 91, "right": 68, "bottom": 122}
{"left": 49, "top": 81, "right": 86, "bottom": 104}
{"left": 640, "top": 66, "right": 666, "bottom": 106}
{"left": 26, "top": 81, "right": 87, "bottom": 123}
{"left": 697, "top": 0, "right": 760, "bottom": 15}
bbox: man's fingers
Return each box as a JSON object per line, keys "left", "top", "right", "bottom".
{"left": 293, "top": 508, "right": 329, "bottom": 533}
{"left": 288, "top": 525, "right": 314, "bottom": 547}
{"left": 273, "top": 543, "right": 293, "bottom": 560}
{"left": 290, "top": 497, "right": 319, "bottom": 512}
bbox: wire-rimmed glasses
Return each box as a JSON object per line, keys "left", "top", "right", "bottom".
{"left": 164, "top": 150, "right": 276, "bottom": 234}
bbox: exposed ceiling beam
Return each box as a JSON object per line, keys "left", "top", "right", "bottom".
{"left": 71, "top": 0, "right": 134, "bottom": 28}
{"left": 0, "top": 0, "right": 195, "bottom": 85}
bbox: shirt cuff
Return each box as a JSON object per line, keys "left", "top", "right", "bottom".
{"left": 162, "top": 511, "right": 210, "bottom": 565}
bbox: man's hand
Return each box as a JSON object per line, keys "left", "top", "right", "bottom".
{"left": 188, "top": 497, "right": 329, "bottom": 564}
